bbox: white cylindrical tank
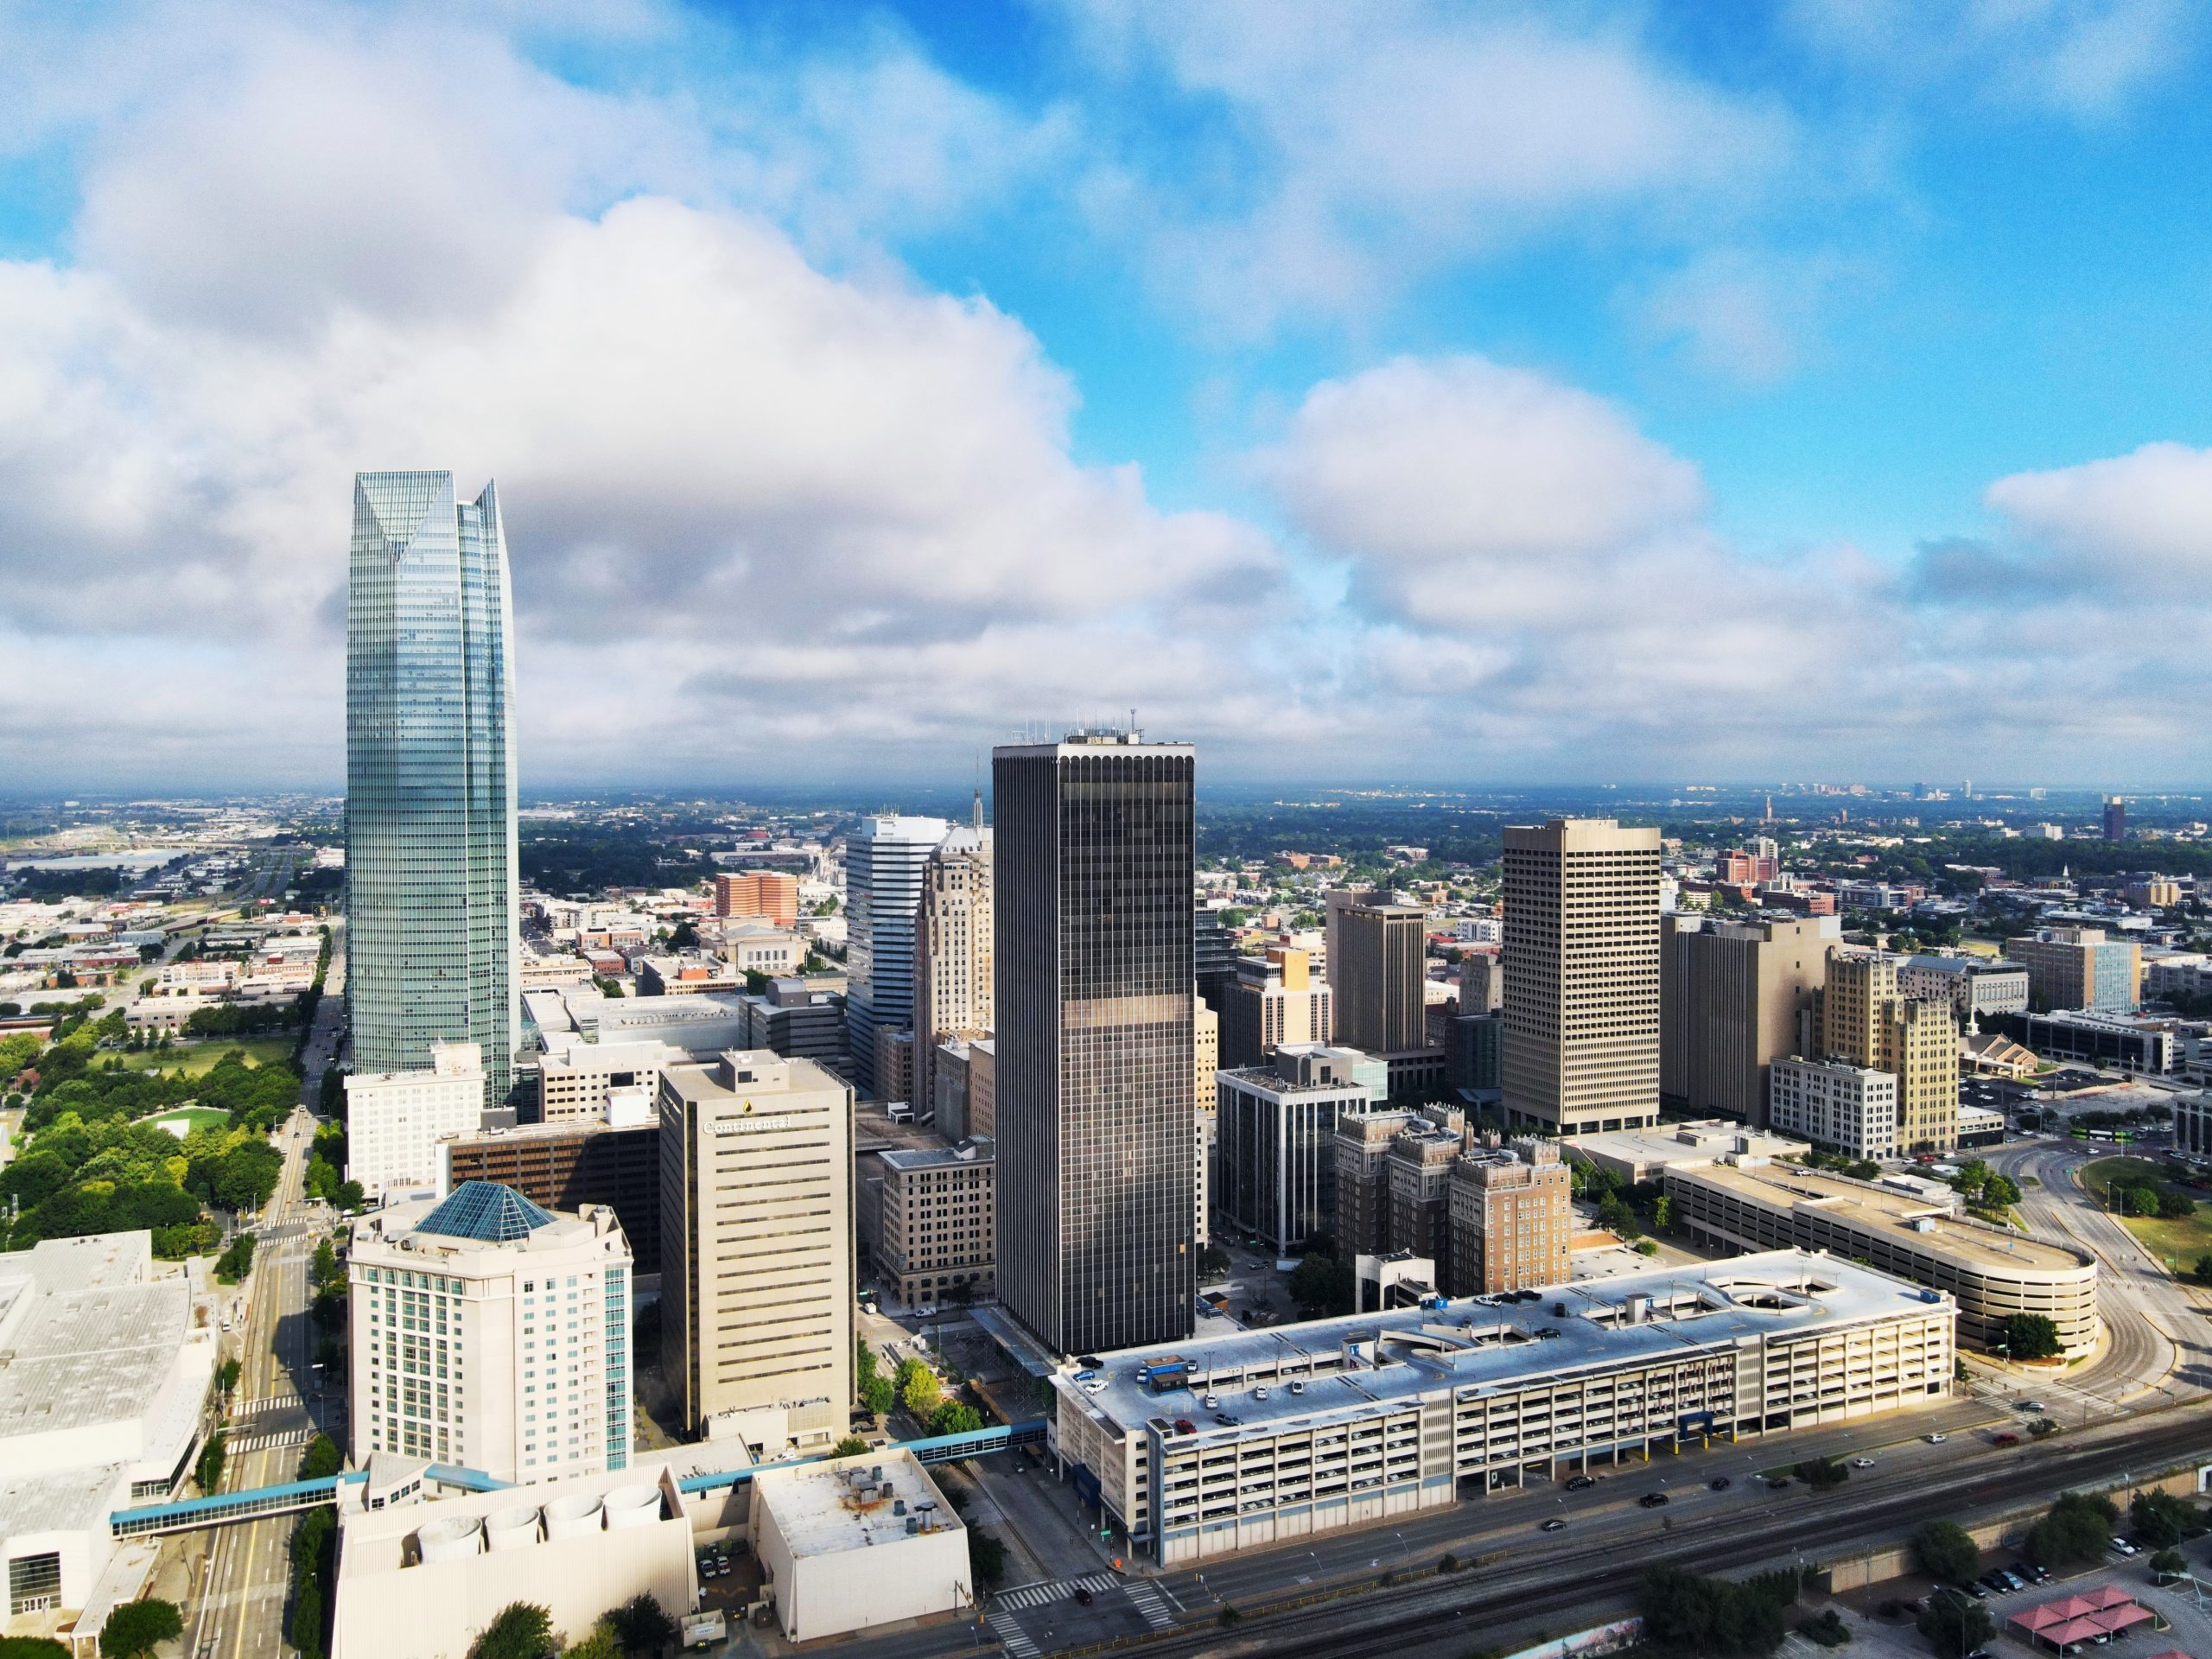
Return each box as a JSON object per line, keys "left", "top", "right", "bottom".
{"left": 416, "top": 1514, "right": 484, "bottom": 1563}
{"left": 601, "top": 1484, "right": 661, "bottom": 1531}
{"left": 485, "top": 1504, "right": 542, "bottom": 1552}
{"left": 543, "top": 1492, "right": 604, "bottom": 1540}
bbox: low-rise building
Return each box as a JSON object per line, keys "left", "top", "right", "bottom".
{"left": 1566, "top": 1119, "right": 1805, "bottom": 1185}
{"left": 1662, "top": 1159, "right": 2094, "bottom": 1356}
{"left": 2018, "top": 1009, "right": 2174, "bottom": 1075}
{"left": 0, "top": 1234, "right": 217, "bottom": 1643}
{"left": 1050, "top": 1249, "right": 1955, "bottom": 1565}
{"left": 753, "top": 1450, "right": 969, "bottom": 1642}
{"left": 537, "top": 1035, "right": 671, "bottom": 1125}
{"left": 2005, "top": 927, "right": 2140, "bottom": 1014}
{"left": 1766, "top": 1057, "right": 1897, "bottom": 1161}
{"left": 738, "top": 979, "right": 849, "bottom": 1077}
{"left": 876, "top": 1138, "right": 995, "bottom": 1309}
{"left": 1897, "top": 955, "right": 2031, "bottom": 1028}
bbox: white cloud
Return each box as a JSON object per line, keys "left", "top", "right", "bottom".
{"left": 1785, "top": 0, "right": 2198, "bottom": 121}
{"left": 1983, "top": 442, "right": 2212, "bottom": 582}
{"left": 1632, "top": 249, "right": 1859, "bottom": 385}
{"left": 1057, "top": 0, "right": 1795, "bottom": 335}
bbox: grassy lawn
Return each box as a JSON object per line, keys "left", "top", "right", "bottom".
{"left": 2079, "top": 1155, "right": 2212, "bottom": 1274}
{"left": 115, "top": 1036, "right": 295, "bottom": 1078}
{"left": 145, "top": 1107, "right": 231, "bottom": 1136}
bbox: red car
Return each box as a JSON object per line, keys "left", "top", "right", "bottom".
{"left": 1992, "top": 1432, "right": 2019, "bottom": 1447}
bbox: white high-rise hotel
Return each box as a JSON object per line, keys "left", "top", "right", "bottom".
{"left": 346, "top": 471, "right": 519, "bottom": 1109}
{"left": 348, "top": 1183, "right": 633, "bottom": 1484}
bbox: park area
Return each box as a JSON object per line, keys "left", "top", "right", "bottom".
{"left": 115, "top": 1035, "right": 296, "bottom": 1078}
{"left": 2080, "top": 1156, "right": 2212, "bottom": 1273}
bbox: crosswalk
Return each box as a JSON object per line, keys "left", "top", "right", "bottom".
{"left": 226, "top": 1427, "right": 312, "bottom": 1455}
{"left": 993, "top": 1573, "right": 1119, "bottom": 1612}
{"left": 232, "top": 1395, "right": 300, "bottom": 1418}
{"left": 987, "top": 1611, "right": 1039, "bottom": 1657}
{"left": 1123, "top": 1579, "right": 1176, "bottom": 1630}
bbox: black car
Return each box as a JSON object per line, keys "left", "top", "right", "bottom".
{"left": 1709, "top": 1477, "right": 1732, "bottom": 1491}
{"left": 1566, "top": 1475, "right": 1597, "bottom": 1491}
{"left": 1638, "top": 1492, "right": 1669, "bottom": 1508}
{"left": 1073, "top": 1586, "right": 1094, "bottom": 1606}
{"left": 1541, "top": 1517, "right": 1566, "bottom": 1531}
{"left": 1767, "top": 1478, "right": 1792, "bottom": 1491}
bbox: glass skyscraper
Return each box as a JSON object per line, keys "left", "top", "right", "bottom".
{"left": 346, "top": 472, "right": 519, "bottom": 1108}
{"left": 995, "top": 729, "right": 1195, "bottom": 1357}
{"left": 845, "top": 815, "right": 948, "bottom": 1096}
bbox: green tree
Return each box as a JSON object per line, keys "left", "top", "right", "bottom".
{"left": 564, "top": 1628, "right": 620, "bottom": 1659}
{"left": 2027, "top": 1491, "right": 2117, "bottom": 1567}
{"left": 1637, "top": 1565, "right": 1799, "bottom": 1657}
{"left": 1916, "top": 1592, "right": 1993, "bottom": 1658}
{"left": 1912, "top": 1519, "right": 1980, "bottom": 1586}
{"left": 929, "top": 1402, "right": 983, "bottom": 1437}
{"left": 899, "top": 1362, "right": 942, "bottom": 1419}
{"left": 2128, "top": 1489, "right": 2207, "bottom": 1549}
{"left": 1287, "top": 1250, "right": 1354, "bottom": 1317}
{"left": 469, "top": 1602, "right": 556, "bottom": 1659}
{"left": 830, "top": 1434, "right": 872, "bottom": 1458}
{"left": 217, "top": 1357, "right": 241, "bottom": 1395}
{"left": 1651, "top": 1194, "right": 1675, "bottom": 1231}
{"left": 606, "top": 1592, "right": 678, "bottom": 1658}
{"left": 2158, "top": 1189, "right": 2197, "bottom": 1220}
{"left": 2150, "top": 1547, "right": 2187, "bottom": 1580}
{"left": 2001, "top": 1313, "right": 2060, "bottom": 1361}
{"left": 0, "top": 1636, "right": 72, "bottom": 1656}
{"left": 968, "top": 1528, "right": 1008, "bottom": 1588}
{"left": 298, "top": 1434, "right": 343, "bottom": 1480}
{"left": 1793, "top": 1457, "right": 1848, "bottom": 1491}
{"left": 194, "top": 1429, "right": 226, "bottom": 1493}
{"left": 289, "top": 1506, "right": 336, "bottom": 1659}
{"left": 98, "top": 1601, "right": 181, "bottom": 1659}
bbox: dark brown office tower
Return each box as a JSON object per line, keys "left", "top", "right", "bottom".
{"left": 438, "top": 1118, "right": 663, "bottom": 1274}
{"left": 2103, "top": 797, "right": 2126, "bottom": 842}
{"left": 1336, "top": 903, "right": 1429, "bottom": 1055}
{"left": 994, "top": 728, "right": 1195, "bottom": 1357}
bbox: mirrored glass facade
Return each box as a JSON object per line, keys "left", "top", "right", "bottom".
{"left": 995, "top": 734, "right": 1195, "bottom": 1357}
{"left": 346, "top": 471, "right": 518, "bottom": 1107}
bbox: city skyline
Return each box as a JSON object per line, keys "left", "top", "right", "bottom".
{"left": 9, "top": 4, "right": 2212, "bottom": 789}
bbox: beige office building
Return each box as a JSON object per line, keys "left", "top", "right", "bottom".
{"left": 1194, "top": 1003, "right": 1219, "bottom": 1247}
{"left": 1821, "top": 952, "right": 1958, "bottom": 1153}
{"left": 347, "top": 1184, "right": 635, "bottom": 1483}
{"left": 658, "top": 1051, "right": 852, "bottom": 1451}
{"left": 2004, "top": 926, "right": 2141, "bottom": 1014}
{"left": 1661, "top": 915, "right": 1832, "bottom": 1126}
{"left": 1664, "top": 1160, "right": 2095, "bottom": 1356}
{"left": 877, "top": 1137, "right": 995, "bottom": 1309}
{"left": 912, "top": 822, "right": 992, "bottom": 1124}
{"left": 1502, "top": 818, "right": 1663, "bottom": 1134}
{"left": 537, "top": 1034, "right": 670, "bottom": 1124}
{"left": 1221, "top": 947, "right": 1332, "bottom": 1068}
{"left": 1335, "top": 904, "right": 1430, "bottom": 1056}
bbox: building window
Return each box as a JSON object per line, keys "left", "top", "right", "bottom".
{"left": 9, "top": 1554, "right": 60, "bottom": 1615}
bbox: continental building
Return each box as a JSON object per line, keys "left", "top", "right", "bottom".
{"left": 1445, "top": 1141, "right": 1572, "bottom": 1296}
{"left": 1766, "top": 1057, "right": 1896, "bottom": 1161}
{"left": 1334, "top": 905, "right": 1429, "bottom": 1056}
{"left": 1215, "top": 1046, "right": 1376, "bottom": 1255}
{"left": 658, "top": 1052, "right": 852, "bottom": 1449}
{"left": 876, "top": 1137, "right": 995, "bottom": 1309}
{"left": 995, "top": 729, "right": 1196, "bottom": 1357}
{"left": 439, "top": 1105, "right": 663, "bottom": 1276}
{"left": 1660, "top": 915, "right": 1832, "bottom": 1125}
{"left": 1050, "top": 1249, "right": 1956, "bottom": 1565}
{"left": 347, "top": 1184, "right": 633, "bottom": 1484}
{"left": 1502, "top": 818, "right": 1663, "bottom": 1134}
{"left": 912, "top": 811, "right": 992, "bottom": 1124}
{"left": 346, "top": 471, "right": 518, "bottom": 1108}
{"left": 2005, "top": 927, "right": 2140, "bottom": 1014}
{"left": 1821, "top": 952, "right": 1958, "bottom": 1154}
{"left": 1220, "top": 948, "right": 1332, "bottom": 1070}
{"left": 846, "top": 816, "right": 950, "bottom": 1096}
{"left": 346, "top": 1042, "right": 486, "bottom": 1203}
{"left": 1663, "top": 1160, "right": 2094, "bottom": 1356}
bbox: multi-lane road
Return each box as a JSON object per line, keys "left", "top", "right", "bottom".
{"left": 183, "top": 952, "right": 345, "bottom": 1659}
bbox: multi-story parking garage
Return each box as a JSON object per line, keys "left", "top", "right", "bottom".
{"left": 1051, "top": 1249, "right": 1955, "bottom": 1565}
{"left": 1664, "top": 1160, "right": 2096, "bottom": 1357}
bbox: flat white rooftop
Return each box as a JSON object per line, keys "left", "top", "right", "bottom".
{"left": 753, "top": 1450, "right": 960, "bottom": 1557}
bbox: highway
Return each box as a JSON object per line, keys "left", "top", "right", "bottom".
{"left": 183, "top": 956, "right": 345, "bottom": 1659}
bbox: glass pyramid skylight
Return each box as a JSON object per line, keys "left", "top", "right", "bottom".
{"left": 414, "top": 1181, "right": 556, "bottom": 1243}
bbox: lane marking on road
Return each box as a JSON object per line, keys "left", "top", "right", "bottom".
{"left": 1122, "top": 1580, "right": 1177, "bottom": 1629}
{"left": 987, "top": 1611, "right": 1041, "bottom": 1657}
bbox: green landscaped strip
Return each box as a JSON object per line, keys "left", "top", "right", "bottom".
{"left": 2078, "top": 1156, "right": 2212, "bottom": 1272}
{"left": 115, "top": 1036, "right": 296, "bottom": 1078}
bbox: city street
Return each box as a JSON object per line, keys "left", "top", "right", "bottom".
{"left": 182, "top": 944, "right": 344, "bottom": 1659}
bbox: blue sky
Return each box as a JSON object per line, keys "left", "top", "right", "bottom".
{"left": 3, "top": 0, "right": 2210, "bottom": 789}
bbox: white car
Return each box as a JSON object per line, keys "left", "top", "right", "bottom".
{"left": 1925, "top": 1433, "right": 1948, "bottom": 1444}
{"left": 1850, "top": 1457, "right": 1875, "bottom": 1468}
